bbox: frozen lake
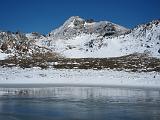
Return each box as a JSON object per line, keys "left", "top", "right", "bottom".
{"left": 0, "top": 86, "right": 160, "bottom": 120}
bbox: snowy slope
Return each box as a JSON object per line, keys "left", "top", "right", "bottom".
{"left": 37, "top": 18, "right": 160, "bottom": 58}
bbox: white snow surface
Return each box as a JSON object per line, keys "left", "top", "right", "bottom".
{"left": 0, "top": 67, "right": 160, "bottom": 88}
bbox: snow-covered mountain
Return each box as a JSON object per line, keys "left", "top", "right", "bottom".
{"left": 0, "top": 16, "right": 160, "bottom": 59}
{"left": 37, "top": 17, "right": 160, "bottom": 58}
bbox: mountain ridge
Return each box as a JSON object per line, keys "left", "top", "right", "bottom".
{"left": 0, "top": 16, "right": 160, "bottom": 59}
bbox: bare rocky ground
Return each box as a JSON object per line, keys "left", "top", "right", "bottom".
{"left": 0, "top": 53, "right": 159, "bottom": 72}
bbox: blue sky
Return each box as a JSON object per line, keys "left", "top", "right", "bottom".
{"left": 0, "top": 0, "right": 159, "bottom": 34}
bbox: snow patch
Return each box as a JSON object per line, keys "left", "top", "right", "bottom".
{"left": 0, "top": 52, "right": 9, "bottom": 60}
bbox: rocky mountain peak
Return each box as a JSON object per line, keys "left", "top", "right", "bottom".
{"left": 49, "top": 16, "right": 129, "bottom": 39}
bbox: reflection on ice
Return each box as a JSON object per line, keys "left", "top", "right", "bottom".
{"left": 0, "top": 87, "right": 160, "bottom": 103}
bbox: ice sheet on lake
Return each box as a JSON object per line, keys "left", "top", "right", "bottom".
{"left": 0, "top": 87, "right": 160, "bottom": 104}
